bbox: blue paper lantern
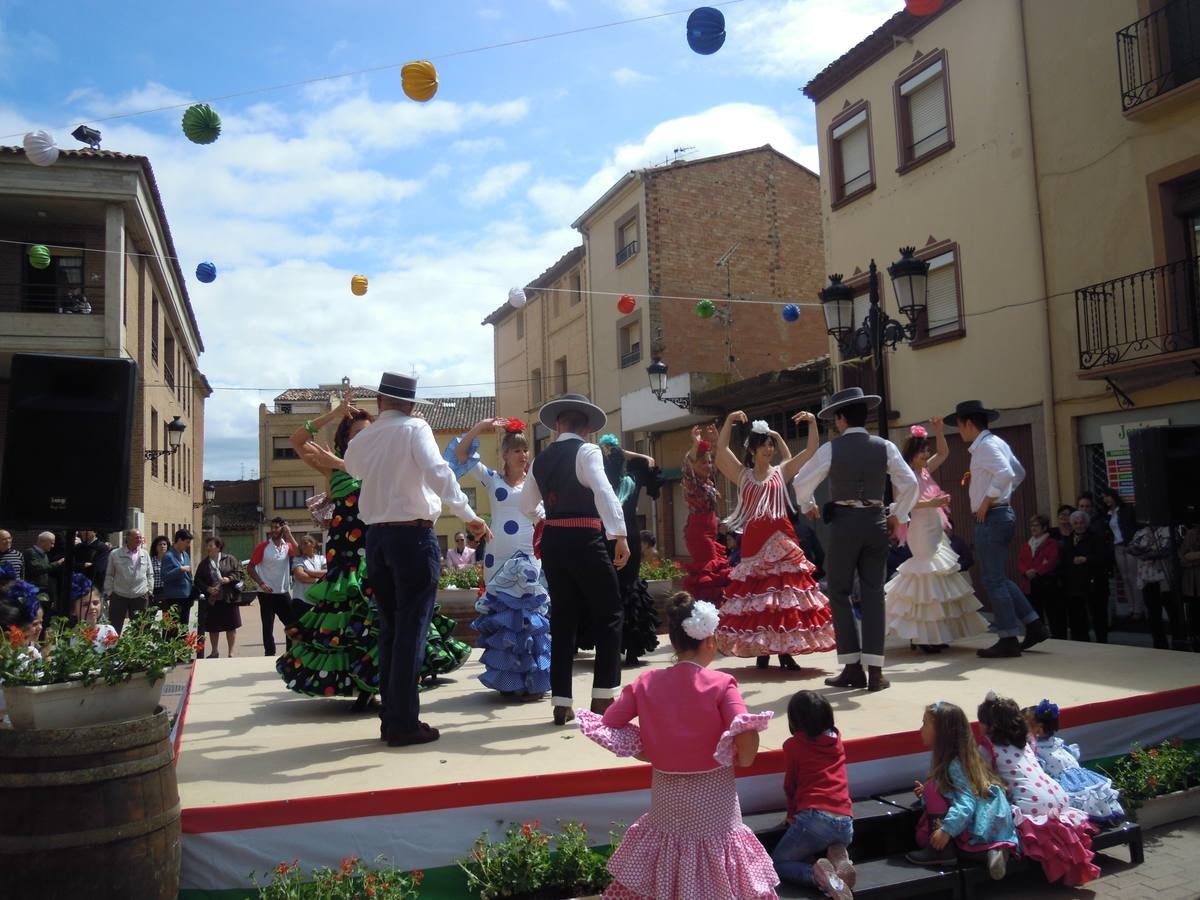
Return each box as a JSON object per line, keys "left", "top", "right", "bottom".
{"left": 782, "top": 303, "right": 800, "bottom": 322}
{"left": 687, "top": 7, "right": 726, "bottom": 55}
{"left": 195, "top": 261, "right": 217, "bottom": 283}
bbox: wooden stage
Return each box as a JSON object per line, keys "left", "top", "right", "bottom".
{"left": 174, "top": 637, "right": 1200, "bottom": 893}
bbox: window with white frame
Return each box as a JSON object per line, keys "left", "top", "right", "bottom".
{"left": 897, "top": 53, "right": 952, "bottom": 169}
{"left": 830, "top": 104, "right": 873, "bottom": 205}
{"left": 618, "top": 318, "right": 641, "bottom": 368}
{"left": 918, "top": 247, "right": 964, "bottom": 342}
{"left": 274, "top": 486, "right": 314, "bottom": 509}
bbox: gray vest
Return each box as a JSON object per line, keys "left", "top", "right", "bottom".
{"left": 828, "top": 431, "right": 888, "bottom": 503}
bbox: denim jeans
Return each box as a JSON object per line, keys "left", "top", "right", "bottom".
{"left": 975, "top": 506, "right": 1037, "bottom": 637}
{"left": 367, "top": 524, "right": 441, "bottom": 733}
{"left": 771, "top": 808, "right": 854, "bottom": 886}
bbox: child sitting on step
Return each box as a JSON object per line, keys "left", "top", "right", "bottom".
{"left": 905, "top": 701, "right": 1018, "bottom": 880}
{"left": 978, "top": 693, "right": 1099, "bottom": 886}
{"left": 1024, "top": 699, "right": 1125, "bottom": 827}
{"left": 772, "top": 691, "right": 854, "bottom": 900}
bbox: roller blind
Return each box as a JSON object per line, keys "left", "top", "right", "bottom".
{"left": 839, "top": 124, "right": 871, "bottom": 195}
{"left": 908, "top": 74, "right": 948, "bottom": 159}
{"left": 925, "top": 251, "right": 959, "bottom": 336}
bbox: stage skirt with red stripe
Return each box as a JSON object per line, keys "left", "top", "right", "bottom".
{"left": 715, "top": 516, "right": 836, "bottom": 658}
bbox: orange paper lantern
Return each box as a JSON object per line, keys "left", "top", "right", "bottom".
{"left": 351, "top": 274, "right": 368, "bottom": 296}
{"left": 401, "top": 60, "right": 439, "bottom": 102}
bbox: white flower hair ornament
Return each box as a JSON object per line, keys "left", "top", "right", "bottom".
{"left": 681, "top": 600, "right": 720, "bottom": 641}
{"left": 750, "top": 420, "right": 770, "bottom": 435}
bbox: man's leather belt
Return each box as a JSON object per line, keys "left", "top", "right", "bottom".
{"left": 833, "top": 500, "right": 884, "bottom": 508}
{"left": 374, "top": 519, "right": 433, "bottom": 527}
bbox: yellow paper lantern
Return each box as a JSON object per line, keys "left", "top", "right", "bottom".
{"left": 401, "top": 61, "right": 439, "bottom": 103}
{"left": 351, "top": 274, "right": 368, "bottom": 296}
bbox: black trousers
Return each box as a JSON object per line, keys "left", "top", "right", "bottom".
{"left": 108, "top": 593, "right": 148, "bottom": 633}
{"left": 541, "top": 526, "right": 623, "bottom": 707}
{"left": 258, "top": 592, "right": 294, "bottom": 655}
{"left": 1143, "top": 582, "right": 1182, "bottom": 649}
{"left": 825, "top": 507, "right": 889, "bottom": 667}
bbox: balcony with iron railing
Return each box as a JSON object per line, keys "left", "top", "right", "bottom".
{"left": 615, "top": 239, "right": 639, "bottom": 266}
{"left": 1075, "top": 254, "right": 1200, "bottom": 375}
{"left": 1118, "top": 0, "right": 1200, "bottom": 113}
{"left": 0, "top": 281, "right": 105, "bottom": 315}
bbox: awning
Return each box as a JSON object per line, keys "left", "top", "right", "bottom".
{"left": 689, "top": 356, "right": 831, "bottom": 418}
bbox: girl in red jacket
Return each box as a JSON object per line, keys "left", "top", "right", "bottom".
{"left": 773, "top": 691, "right": 854, "bottom": 900}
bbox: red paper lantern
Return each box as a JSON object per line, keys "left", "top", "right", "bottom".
{"left": 617, "top": 294, "right": 637, "bottom": 314}
{"left": 905, "top": 0, "right": 944, "bottom": 16}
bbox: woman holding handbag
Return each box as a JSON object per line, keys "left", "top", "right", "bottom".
{"left": 195, "top": 537, "right": 244, "bottom": 658}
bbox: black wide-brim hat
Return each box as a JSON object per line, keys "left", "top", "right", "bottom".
{"left": 944, "top": 399, "right": 1000, "bottom": 424}
{"left": 818, "top": 387, "right": 882, "bottom": 421}
{"left": 538, "top": 393, "right": 607, "bottom": 433}
{"left": 377, "top": 372, "right": 434, "bottom": 405}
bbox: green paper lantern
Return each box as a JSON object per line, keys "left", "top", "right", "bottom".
{"left": 182, "top": 103, "right": 222, "bottom": 145}
{"left": 695, "top": 298, "right": 716, "bottom": 319}
{"left": 27, "top": 244, "right": 51, "bottom": 270}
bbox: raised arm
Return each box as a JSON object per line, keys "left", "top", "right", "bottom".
{"left": 780, "top": 411, "right": 820, "bottom": 482}
{"left": 715, "top": 411, "right": 748, "bottom": 484}
{"left": 927, "top": 416, "right": 951, "bottom": 473}
{"left": 289, "top": 392, "right": 361, "bottom": 457}
{"left": 456, "top": 417, "right": 502, "bottom": 465}
{"left": 299, "top": 441, "right": 346, "bottom": 474}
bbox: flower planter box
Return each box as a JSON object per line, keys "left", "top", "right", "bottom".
{"left": 3, "top": 675, "right": 166, "bottom": 731}
{"left": 437, "top": 588, "right": 482, "bottom": 641}
{"left": 1133, "top": 785, "right": 1200, "bottom": 829}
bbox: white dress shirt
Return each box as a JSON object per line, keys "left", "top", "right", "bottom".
{"left": 790, "top": 427, "right": 920, "bottom": 524}
{"left": 104, "top": 545, "right": 153, "bottom": 598}
{"left": 343, "top": 409, "right": 477, "bottom": 526}
{"left": 967, "top": 429, "right": 1025, "bottom": 511}
{"left": 519, "top": 433, "right": 627, "bottom": 539}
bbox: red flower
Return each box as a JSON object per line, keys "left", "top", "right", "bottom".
{"left": 103, "top": 631, "right": 119, "bottom": 648}
{"left": 274, "top": 861, "right": 293, "bottom": 876}
{"left": 504, "top": 418, "right": 527, "bottom": 434}
{"left": 521, "top": 822, "right": 532, "bottom": 838}
{"left": 84, "top": 624, "right": 99, "bottom": 643}
{"left": 1149, "top": 749, "right": 1160, "bottom": 758}
{"left": 6, "top": 625, "right": 24, "bottom": 648}
{"left": 412, "top": 869, "right": 424, "bottom": 886}
{"left": 340, "top": 854, "right": 357, "bottom": 874}
{"left": 184, "top": 632, "right": 200, "bottom": 649}
{"left": 1150, "top": 776, "right": 1158, "bottom": 787}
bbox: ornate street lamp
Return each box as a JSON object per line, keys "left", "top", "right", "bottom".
{"left": 887, "top": 246, "right": 930, "bottom": 323}
{"left": 145, "top": 415, "right": 186, "bottom": 460}
{"left": 646, "top": 356, "right": 691, "bottom": 410}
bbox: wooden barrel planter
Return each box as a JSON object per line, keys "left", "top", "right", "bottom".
{"left": 0, "top": 706, "right": 181, "bottom": 900}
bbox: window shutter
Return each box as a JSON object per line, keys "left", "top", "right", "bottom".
{"left": 839, "top": 125, "right": 871, "bottom": 195}
{"left": 909, "top": 76, "right": 948, "bottom": 158}
{"left": 852, "top": 292, "right": 871, "bottom": 333}
{"left": 925, "top": 253, "right": 959, "bottom": 336}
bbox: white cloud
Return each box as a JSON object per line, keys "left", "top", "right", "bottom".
{"left": 546, "top": 0, "right": 571, "bottom": 10}
{"left": 466, "top": 161, "right": 533, "bottom": 206}
{"left": 477, "top": 7, "right": 503, "bottom": 19}
{"left": 451, "top": 136, "right": 505, "bottom": 156}
{"left": 612, "top": 67, "right": 650, "bottom": 86}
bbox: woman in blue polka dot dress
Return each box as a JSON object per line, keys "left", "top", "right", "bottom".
{"left": 447, "top": 416, "right": 550, "bottom": 699}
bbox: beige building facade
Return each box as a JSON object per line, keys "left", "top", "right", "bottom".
{"left": 0, "top": 147, "right": 210, "bottom": 543}
{"left": 804, "top": 0, "right": 1200, "bottom": 518}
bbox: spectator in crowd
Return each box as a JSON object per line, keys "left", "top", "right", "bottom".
{"left": 1100, "top": 488, "right": 1141, "bottom": 620}
{"left": 1055, "top": 505, "right": 1075, "bottom": 542}
{"left": 92, "top": 538, "right": 113, "bottom": 596}
{"left": 1128, "top": 524, "right": 1182, "bottom": 650}
{"left": 722, "top": 530, "right": 742, "bottom": 568}
{"left": 945, "top": 517, "right": 974, "bottom": 573}
{"left": 149, "top": 535, "right": 170, "bottom": 612}
{"left": 24, "top": 531, "right": 62, "bottom": 617}
{"left": 445, "top": 532, "right": 476, "bottom": 571}
{"left": 1061, "top": 511, "right": 1104, "bottom": 642}
{"left": 248, "top": 518, "right": 297, "bottom": 656}
{"left": 1077, "top": 492, "right": 1115, "bottom": 632}
{"left": 291, "top": 534, "right": 326, "bottom": 614}
{"left": 1018, "top": 514, "right": 1059, "bottom": 621}
{"left": 0, "top": 529, "right": 25, "bottom": 579}
{"left": 640, "top": 530, "right": 660, "bottom": 567}
{"left": 1179, "top": 516, "right": 1200, "bottom": 652}
{"left": 75, "top": 530, "right": 101, "bottom": 577}
{"left": 195, "top": 537, "right": 245, "bottom": 659}
{"left": 161, "top": 528, "right": 195, "bottom": 636}
{"left": 104, "top": 529, "right": 154, "bottom": 633}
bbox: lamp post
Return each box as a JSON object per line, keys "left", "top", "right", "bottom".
{"left": 818, "top": 248, "right": 930, "bottom": 439}
{"left": 144, "top": 415, "right": 186, "bottom": 460}
{"left": 646, "top": 356, "right": 691, "bottom": 410}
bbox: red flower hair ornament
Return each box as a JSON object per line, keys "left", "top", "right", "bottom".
{"left": 504, "top": 418, "right": 527, "bottom": 434}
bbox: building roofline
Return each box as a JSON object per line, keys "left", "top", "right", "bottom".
{"left": 481, "top": 244, "right": 585, "bottom": 326}
{"left": 802, "top": 0, "right": 961, "bottom": 103}
{"left": 570, "top": 171, "right": 639, "bottom": 231}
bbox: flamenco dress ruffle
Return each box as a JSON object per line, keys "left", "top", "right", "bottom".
{"left": 885, "top": 538, "right": 989, "bottom": 644}
{"left": 424, "top": 605, "right": 471, "bottom": 682}
{"left": 1056, "top": 767, "right": 1126, "bottom": 826}
{"left": 715, "top": 519, "right": 835, "bottom": 658}
{"left": 622, "top": 578, "right": 660, "bottom": 660}
{"left": 470, "top": 551, "right": 550, "bottom": 695}
{"left": 682, "top": 511, "right": 730, "bottom": 604}
{"left": 1013, "top": 806, "right": 1099, "bottom": 886}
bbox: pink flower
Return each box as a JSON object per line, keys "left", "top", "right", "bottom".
{"left": 910, "top": 425, "right": 928, "bottom": 438}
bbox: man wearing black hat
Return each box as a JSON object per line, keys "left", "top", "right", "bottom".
{"left": 792, "top": 388, "right": 919, "bottom": 691}
{"left": 343, "top": 372, "right": 493, "bottom": 746}
{"left": 947, "top": 400, "right": 1049, "bottom": 658}
{"left": 519, "top": 393, "right": 629, "bottom": 725}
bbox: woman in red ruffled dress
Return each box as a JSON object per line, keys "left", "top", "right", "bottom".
{"left": 714, "top": 411, "right": 836, "bottom": 670}
{"left": 681, "top": 424, "right": 732, "bottom": 604}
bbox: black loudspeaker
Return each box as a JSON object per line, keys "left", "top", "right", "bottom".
{"left": 0, "top": 353, "right": 137, "bottom": 531}
{"left": 1129, "top": 425, "right": 1200, "bottom": 525}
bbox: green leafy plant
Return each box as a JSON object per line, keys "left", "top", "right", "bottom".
{"left": 251, "top": 854, "right": 422, "bottom": 899}
{"left": 545, "top": 820, "right": 613, "bottom": 895}
{"left": 439, "top": 567, "right": 481, "bottom": 590}
{"left": 1098, "top": 739, "right": 1200, "bottom": 810}
{"left": 0, "top": 608, "right": 196, "bottom": 688}
{"left": 457, "top": 819, "right": 617, "bottom": 899}
{"left": 639, "top": 558, "right": 684, "bottom": 582}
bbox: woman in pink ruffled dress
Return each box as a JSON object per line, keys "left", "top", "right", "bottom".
{"left": 885, "top": 417, "right": 988, "bottom": 652}
{"left": 577, "top": 593, "right": 779, "bottom": 900}
{"left": 978, "top": 693, "right": 1099, "bottom": 887}
{"left": 714, "top": 410, "right": 836, "bottom": 669}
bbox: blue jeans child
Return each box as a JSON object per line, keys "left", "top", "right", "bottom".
{"left": 772, "top": 807, "right": 854, "bottom": 885}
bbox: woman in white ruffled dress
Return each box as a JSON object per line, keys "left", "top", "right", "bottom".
{"left": 885, "top": 417, "right": 989, "bottom": 651}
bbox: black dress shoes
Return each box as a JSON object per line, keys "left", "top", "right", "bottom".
{"left": 977, "top": 637, "right": 1022, "bottom": 658}
{"left": 387, "top": 722, "right": 440, "bottom": 746}
{"left": 553, "top": 706, "right": 576, "bottom": 726}
{"left": 867, "top": 666, "right": 890, "bottom": 692}
{"left": 1020, "top": 620, "right": 1050, "bottom": 651}
{"left": 824, "top": 663, "right": 867, "bottom": 689}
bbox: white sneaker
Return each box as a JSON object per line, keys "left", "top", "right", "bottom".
{"left": 987, "top": 847, "right": 1007, "bottom": 880}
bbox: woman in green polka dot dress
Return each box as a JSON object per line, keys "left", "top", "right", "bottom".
{"left": 279, "top": 397, "right": 469, "bottom": 708}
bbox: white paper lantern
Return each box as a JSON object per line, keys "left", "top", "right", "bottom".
{"left": 23, "top": 130, "right": 59, "bottom": 167}
{"left": 508, "top": 287, "right": 527, "bottom": 309}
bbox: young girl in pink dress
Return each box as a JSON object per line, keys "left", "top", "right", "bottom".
{"left": 885, "top": 418, "right": 988, "bottom": 652}
{"left": 681, "top": 424, "right": 731, "bottom": 604}
{"left": 577, "top": 593, "right": 779, "bottom": 899}
{"left": 977, "top": 693, "right": 1099, "bottom": 886}
{"left": 713, "top": 410, "right": 836, "bottom": 669}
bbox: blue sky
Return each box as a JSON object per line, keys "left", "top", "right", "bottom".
{"left": 0, "top": 0, "right": 899, "bottom": 478}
